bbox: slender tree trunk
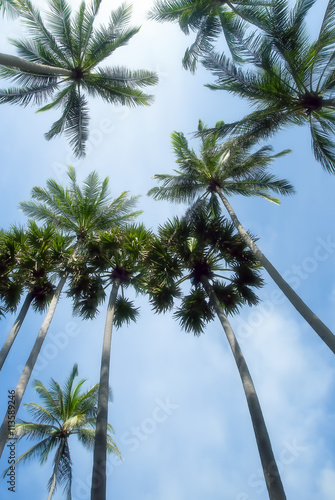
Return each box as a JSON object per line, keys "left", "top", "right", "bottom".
{"left": 91, "top": 279, "right": 120, "bottom": 500}
{"left": 0, "top": 53, "right": 72, "bottom": 76}
{"left": 202, "top": 276, "right": 286, "bottom": 500}
{"left": 0, "top": 292, "right": 34, "bottom": 372}
{"left": 0, "top": 273, "right": 67, "bottom": 459}
{"left": 216, "top": 188, "right": 335, "bottom": 354}
{"left": 47, "top": 438, "right": 67, "bottom": 500}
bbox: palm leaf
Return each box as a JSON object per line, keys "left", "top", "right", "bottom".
{"left": 0, "top": 81, "right": 58, "bottom": 106}
{"left": 113, "top": 296, "right": 140, "bottom": 328}
{"left": 19, "top": 0, "right": 70, "bottom": 65}
{"left": 174, "top": 288, "right": 214, "bottom": 335}
{"left": 309, "top": 114, "right": 335, "bottom": 173}
{"left": 0, "top": 0, "right": 21, "bottom": 18}
{"left": 84, "top": 4, "right": 139, "bottom": 69}
{"left": 46, "top": 0, "right": 74, "bottom": 62}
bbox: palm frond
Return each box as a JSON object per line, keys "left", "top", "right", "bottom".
{"left": 310, "top": 113, "right": 335, "bottom": 173}
{"left": 84, "top": 4, "right": 139, "bottom": 69}
{"left": 182, "top": 14, "right": 222, "bottom": 72}
{"left": 10, "top": 37, "right": 64, "bottom": 67}
{"left": 113, "top": 296, "right": 139, "bottom": 328}
{"left": 46, "top": 0, "right": 74, "bottom": 62}
{"left": 72, "top": 0, "right": 103, "bottom": 64}
{"left": 0, "top": 0, "right": 21, "bottom": 18}
{"left": 0, "top": 81, "right": 58, "bottom": 107}
{"left": 44, "top": 86, "right": 89, "bottom": 158}
{"left": 19, "top": 0, "right": 70, "bottom": 65}
{"left": 174, "top": 288, "right": 214, "bottom": 335}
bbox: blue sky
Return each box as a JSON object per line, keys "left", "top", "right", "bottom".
{"left": 0, "top": 1, "right": 335, "bottom": 499}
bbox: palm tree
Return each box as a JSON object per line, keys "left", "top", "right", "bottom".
{"left": 148, "top": 120, "right": 335, "bottom": 353}
{"left": 148, "top": 0, "right": 269, "bottom": 71}
{"left": 0, "top": 221, "right": 72, "bottom": 371}
{"left": 0, "top": 226, "right": 24, "bottom": 317}
{"left": 146, "top": 206, "right": 286, "bottom": 500}
{"left": 0, "top": 166, "right": 140, "bottom": 458}
{"left": 2, "top": 364, "right": 121, "bottom": 500}
{"left": 201, "top": 0, "right": 335, "bottom": 172}
{"left": 0, "top": 0, "right": 158, "bottom": 157}
{"left": 68, "top": 224, "right": 152, "bottom": 500}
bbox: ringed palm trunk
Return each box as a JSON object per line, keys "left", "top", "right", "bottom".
{"left": 0, "top": 53, "right": 72, "bottom": 76}
{"left": 91, "top": 278, "right": 121, "bottom": 500}
{"left": 202, "top": 276, "right": 286, "bottom": 500}
{"left": 0, "top": 273, "right": 68, "bottom": 458}
{"left": 0, "top": 291, "right": 34, "bottom": 371}
{"left": 216, "top": 187, "right": 335, "bottom": 354}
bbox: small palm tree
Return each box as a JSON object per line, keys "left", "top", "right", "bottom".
{"left": 0, "top": 167, "right": 140, "bottom": 459}
{"left": 202, "top": 0, "right": 335, "bottom": 172}
{"left": 148, "top": 0, "right": 270, "bottom": 71}
{"left": 2, "top": 364, "right": 121, "bottom": 500}
{"left": 0, "top": 221, "right": 72, "bottom": 371}
{"left": 0, "top": 0, "right": 158, "bottom": 157}
{"left": 148, "top": 120, "right": 335, "bottom": 353}
{"left": 68, "top": 224, "right": 152, "bottom": 500}
{"left": 146, "top": 206, "right": 286, "bottom": 500}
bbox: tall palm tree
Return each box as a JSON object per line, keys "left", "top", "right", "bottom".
{"left": 68, "top": 224, "right": 152, "bottom": 500}
{"left": 148, "top": 0, "right": 269, "bottom": 71}
{"left": 0, "top": 0, "right": 158, "bottom": 157}
{"left": 2, "top": 364, "right": 121, "bottom": 500}
{"left": 148, "top": 120, "right": 335, "bottom": 353}
{"left": 0, "top": 167, "right": 141, "bottom": 458}
{"left": 147, "top": 206, "right": 286, "bottom": 500}
{"left": 0, "top": 221, "right": 72, "bottom": 371}
{"left": 201, "top": 0, "right": 335, "bottom": 172}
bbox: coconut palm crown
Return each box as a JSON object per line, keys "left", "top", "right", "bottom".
{"left": 0, "top": 0, "right": 158, "bottom": 157}
{"left": 20, "top": 165, "right": 141, "bottom": 244}
{"left": 148, "top": 119, "right": 293, "bottom": 211}
{"left": 201, "top": 0, "right": 335, "bottom": 172}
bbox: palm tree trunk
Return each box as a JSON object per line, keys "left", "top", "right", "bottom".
{"left": 0, "top": 291, "right": 34, "bottom": 372}
{"left": 91, "top": 278, "right": 120, "bottom": 500}
{"left": 201, "top": 275, "right": 286, "bottom": 500}
{"left": 0, "top": 53, "right": 72, "bottom": 76}
{"left": 216, "top": 188, "right": 335, "bottom": 354}
{"left": 47, "top": 438, "right": 67, "bottom": 500}
{"left": 0, "top": 273, "right": 67, "bottom": 459}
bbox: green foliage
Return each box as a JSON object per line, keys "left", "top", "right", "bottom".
{"left": 114, "top": 296, "right": 140, "bottom": 328}
{"left": 148, "top": 0, "right": 269, "bottom": 71}
{"left": 2, "top": 364, "right": 120, "bottom": 498}
{"left": 147, "top": 203, "right": 263, "bottom": 335}
{"left": 0, "top": 1, "right": 158, "bottom": 157}
{"left": 148, "top": 119, "right": 293, "bottom": 207}
{"left": 202, "top": 0, "right": 335, "bottom": 172}
{"left": 20, "top": 166, "right": 141, "bottom": 241}
{"left": 68, "top": 224, "right": 152, "bottom": 323}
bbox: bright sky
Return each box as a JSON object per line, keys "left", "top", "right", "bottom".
{"left": 0, "top": 1, "right": 335, "bottom": 500}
